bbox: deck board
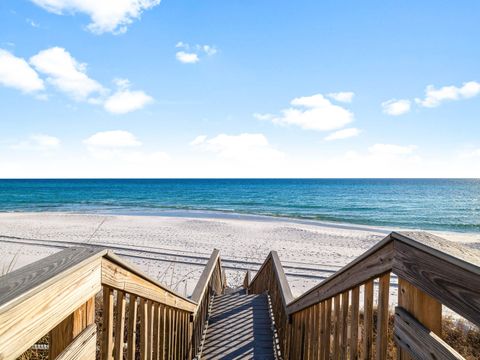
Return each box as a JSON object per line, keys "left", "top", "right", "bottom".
{"left": 202, "top": 290, "right": 275, "bottom": 360}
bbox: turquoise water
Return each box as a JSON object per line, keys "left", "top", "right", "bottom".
{"left": 0, "top": 179, "right": 479, "bottom": 233}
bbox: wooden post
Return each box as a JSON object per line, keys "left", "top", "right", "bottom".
{"left": 397, "top": 278, "right": 442, "bottom": 360}
{"left": 49, "top": 297, "right": 96, "bottom": 358}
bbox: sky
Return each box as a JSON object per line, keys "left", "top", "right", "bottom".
{"left": 0, "top": 1, "right": 480, "bottom": 178}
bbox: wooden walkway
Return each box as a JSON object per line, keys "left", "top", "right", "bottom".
{"left": 201, "top": 290, "right": 275, "bottom": 360}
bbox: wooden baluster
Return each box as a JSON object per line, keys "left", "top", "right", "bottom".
{"left": 153, "top": 303, "right": 160, "bottom": 360}
{"left": 363, "top": 280, "right": 374, "bottom": 360}
{"left": 147, "top": 300, "right": 154, "bottom": 360}
{"left": 305, "top": 307, "right": 311, "bottom": 360}
{"left": 376, "top": 273, "right": 390, "bottom": 360}
{"left": 159, "top": 304, "right": 166, "bottom": 360}
{"left": 350, "top": 287, "right": 360, "bottom": 360}
{"left": 397, "top": 278, "right": 442, "bottom": 360}
{"left": 324, "top": 298, "right": 332, "bottom": 360}
{"left": 50, "top": 296, "right": 96, "bottom": 359}
{"left": 168, "top": 307, "right": 173, "bottom": 359}
{"left": 319, "top": 301, "right": 325, "bottom": 360}
{"left": 102, "top": 287, "right": 115, "bottom": 360}
{"left": 140, "top": 298, "right": 148, "bottom": 360}
{"left": 313, "top": 303, "right": 320, "bottom": 360}
{"left": 333, "top": 294, "right": 341, "bottom": 359}
{"left": 114, "top": 291, "right": 126, "bottom": 360}
{"left": 341, "top": 291, "right": 349, "bottom": 360}
{"left": 127, "top": 294, "right": 138, "bottom": 360}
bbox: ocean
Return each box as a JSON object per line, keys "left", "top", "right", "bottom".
{"left": 0, "top": 179, "right": 479, "bottom": 233}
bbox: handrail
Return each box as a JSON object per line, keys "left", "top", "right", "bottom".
{"left": 190, "top": 249, "right": 226, "bottom": 358}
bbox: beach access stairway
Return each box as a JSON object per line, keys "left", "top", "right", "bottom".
{"left": 0, "top": 231, "right": 479, "bottom": 360}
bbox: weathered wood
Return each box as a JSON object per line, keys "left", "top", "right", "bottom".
{"left": 350, "top": 286, "right": 360, "bottom": 360}
{"left": 55, "top": 324, "right": 97, "bottom": 360}
{"left": 287, "top": 241, "right": 394, "bottom": 314}
{"left": 362, "top": 280, "right": 374, "bottom": 360}
{"left": 127, "top": 294, "right": 138, "bottom": 360}
{"left": 50, "top": 297, "right": 96, "bottom": 358}
{"left": 397, "top": 279, "right": 442, "bottom": 360}
{"left": 102, "top": 287, "right": 114, "bottom": 360}
{"left": 393, "top": 240, "right": 480, "bottom": 327}
{"left": 0, "top": 256, "right": 102, "bottom": 360}
{"left": 376, "top": 273, "right": 390, "bottom": 360}
{"left": 102, "top": 258, "right": 196, "bottom": 313}
{"left": 333, "top": 294, "right": 341, "bottom": 359}
{"left": 324, "top": 298, "right": 332, "bottom": 360}
{"left": 340, "top": 291, "right": 349, "bottom": 360}
{"left": 153, "top": 303, "right": 160, "bottom": 360}
{"left": 394, "top": 307, "right": 464, "bottom": 360}
{"left": 147, "top": 300, "right": 154, "bottom": 360}
{"left": 191, "top": 249, "right": 223, "bottom": 303}
{"left": 114, "top": 291, "right": 126, "bottom": 360}
{"left": 140, "top": 298, "right": 148, "bottom": 360}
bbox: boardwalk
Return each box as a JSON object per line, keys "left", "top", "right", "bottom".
{"left": 201, "top": 290, "right": 275, "bottom": 360}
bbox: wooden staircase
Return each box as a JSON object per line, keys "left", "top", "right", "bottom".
{"left": 1, "top": 231, "right": 479, "bottom": 359}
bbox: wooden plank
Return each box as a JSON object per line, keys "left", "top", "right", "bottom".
{"left": 394, "top": 307, "right": 464, "bottom": 360}
{"left": 0, "top": 258, "right": 101, "bottom": 360}
{"left": 375, "top": 273, "right": 390, "bottom": 360}
{"left": 393, "top": 240, "right": 480, "bottom": 327}
{"left": 397, "top": 279, "right": 442, "bottom": 360}
{"left": 312, "top": 303, "right": 320, "bottom": 360}
{"left": 102, "top": 287, "right": 114, "bottom": 360}
{"left": 323, "top": 298, "right": 332, "bottom": 360}
{"left": 147, "top": 300, "right": 154, "bottom": 360}
{"left": 0, "top": 247, "right": 105, "bottom": 310}
{"left": 350, "top": 286, "right": 360, "bottom": 360}
{"left": 55, "top": 324, "right": 97, "bottom": 360}
{"left": 333, "top": 294, "right": 341, "bottom": 359}
{"left": 153, "top": 303, "right": 160, "bottom": 360}
{"left": 159, "top": 304, "right": 166, "bottom": 360}
{"left": 102, "top": 258, "right": 196, "bottom": 313}
{"left": 114, "top": 291, "right": 126, "bottom": 360}
{"left": 127, "top": 294, "right": 138, "bottom": 360}
{"left": 362, "top": 280, "right": 374, "bottom": 360}
{"left": 288, "top": 241, "right": 394, "bottom": 314}
{"left": 340, "top": 291, "right": 349, "bottom": 360}
{"left": 140, "top": 298, "right": 148, "bottom": 360}
{"left": 50, "top": 297, "right": 95, "bottom": 358}
{"left": 319, "top": 301, "right": 325, "bottom": 360}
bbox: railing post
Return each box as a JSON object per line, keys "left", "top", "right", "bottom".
{"left": 49, "top": 296, "right": 95, "bottom": 358}
{"left": 397, "top": 278, "right": 442, "bottom": 360}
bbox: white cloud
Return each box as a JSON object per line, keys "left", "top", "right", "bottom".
{"left": 11, "top": 134, "right": 60, "bottom": 151}
{"left": 253, "top": 113, "right": 274, "bottom": 121}
{"left": 30, "top": 47, "right": 104, "bottom": 101}
{"left": 415, "top": 81, "right": 480, "bottom": 108}
{"left": 30, "top": 0, "right": 161, "bottom": 34}
{"left": 0, "top": 49, "right": 44, "bottom": 93}
{"left": 191, "top": 133, "right": 284, "bottom": 161}
{"left": 324, "top": 128, "right": 361, "bottom": 141}
{"left": 368, "top": 143, "right": 417, "bottom": 156}
{"left": 104, "top": 80, "right": 153, "bottom": 114}
{"left": 175, "top": 51, "right": 199, "bottom": 64}
{"left": 382, "top": 99, "right": 411, "bottom": 116}
{"left": 175, "top": 42, "right": 217, "bottom": 64}
{"left": 327, "top": 91, "right": 354, "bottom": 103}
{"left": 262, "top": 93, "right": 354, "bottom": 131}
{"left": 83, "top": 130, "right": 141, "bottom": 148}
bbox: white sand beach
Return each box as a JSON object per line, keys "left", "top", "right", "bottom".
{"left": 0, "top": 212, "right": 479, "bottom": 298}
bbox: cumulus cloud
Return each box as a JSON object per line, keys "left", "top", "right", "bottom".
{"left": 30, "top": 0, "right": 161, "bottom": 34}
{"left": 257, "top": 93, "right": 354, "bottom": 131}
{"left": 382, "top": 99, "right": 411, "bottom": 116}
{"left": 0, "top": 49, "right": 44, "bottom": 93}
{"left": 11, "top": 134, "right": 60, "bottom": 151}
{"left": 415, "top": 81, "right": 480, "bottom": 108}
{"left": 175, "top": 51, "right": 199, "bottom": 64}
{"left": 30, "top": 47, "right": 104, "bottom": 101}
{"left": 83, "top": 130, "right": 141, "bottom": 148}
{"left": 191, "top": 133, "right": 284, "bottom": 161}
{"left": 324, "top": 128, "right": 361, "bottom": 141}
{"left": 175, "top": 42, "right": 217, "bottom": 64}
{"left": 104, "top": 78, "right": 153, "bottom": 114}
{"left": 327, "top": 91, "right": 354, "bottom": 103}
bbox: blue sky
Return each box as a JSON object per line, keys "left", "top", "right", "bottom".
{"left": 1, "top": 0, "right": 479, "bottom": 177}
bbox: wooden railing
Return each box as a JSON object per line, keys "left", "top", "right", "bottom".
{"left": 190, "top": 249, "right": 225, "bottom": 358}
{"left": 249, "top": 251, "right": 294, "bottom": 358}
{"left": 0, "top": 247, "right": 222, "bottom": 360}
{"left": 247, "top": 231, "right": 480, "bottom": 360}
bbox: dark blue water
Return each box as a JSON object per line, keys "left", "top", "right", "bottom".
{"left": 0, "top": 179, "right": 479, "bottom": 233}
